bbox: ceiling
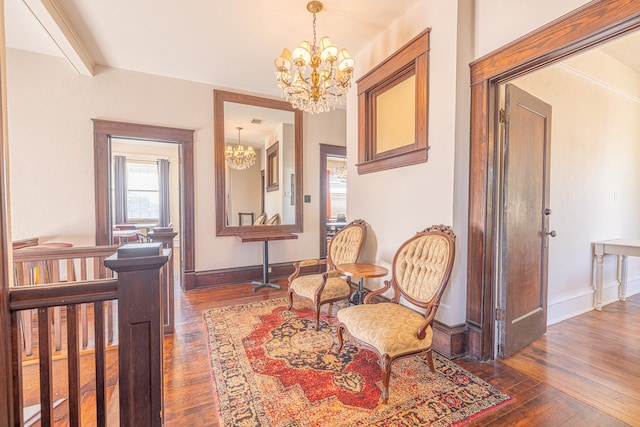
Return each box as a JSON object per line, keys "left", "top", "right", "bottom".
{"left": 4, "top": 0, "right": 640, "bottom": 98}
{"left": 4, "top": 0, "right": 421, "bottom": 97}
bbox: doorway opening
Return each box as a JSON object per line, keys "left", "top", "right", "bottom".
{"left": 319, "top": 144, "right": 347, "bottom": 258}
{"left": 93, "top": 119, "right": 196, "bottom": 289}
{"left": 468, "top": 1, "right": 640, "bottom": 361}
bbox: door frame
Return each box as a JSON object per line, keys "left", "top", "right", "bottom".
{"left": 319, "top": 144, "right": 346, "bottom": 259}
{"left": 467, "top": 0, "right": 640, "bottom": 360}
{"left": 93, "top": 119, "right": 196, "bottom": 289}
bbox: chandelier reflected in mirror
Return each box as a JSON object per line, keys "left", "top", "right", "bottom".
{"left": 274, "top": 1, "right": 354, "bottom": 114}
{"left": 225, "top": 127, "right": 256, "bottom": 170}
{"left": 332, "top": 160, "right": 347, "bottom": 182}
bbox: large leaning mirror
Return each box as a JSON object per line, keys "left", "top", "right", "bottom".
{"left": 214, "top": 89, "right": 303, "bottom": 236}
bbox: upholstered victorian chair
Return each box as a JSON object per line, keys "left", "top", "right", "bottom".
{"left": 287, "top": 219, "right": 367, "bottom": 330}
{"left": 335, "top": 225, "right": 456, "bottom": 403}
{"left": 266, "top": 213, "right": 281, "bottom": 225}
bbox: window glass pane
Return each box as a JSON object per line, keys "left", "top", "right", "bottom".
{"left": 127, "top": 163, "right": 158, "bottom": 191}
{"left": 126, "top": 161, "right": 159, "bottom": 220}
{"left": 127, "top": 191, "right": 159, "bottom": 220}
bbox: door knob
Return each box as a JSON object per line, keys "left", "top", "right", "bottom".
{"left": 544, "top": 208, "right": 552, "bottom": 215}
{"left": 546, "top": 230, "right": 557, "bottom": 237}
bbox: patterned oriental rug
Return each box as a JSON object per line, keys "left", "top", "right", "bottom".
{"left": 203, "top": 298, "right": 513, "bottom": 426}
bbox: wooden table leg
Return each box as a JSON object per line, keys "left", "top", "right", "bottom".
{"left": 594, "top": 243, "right": 604, "bottom": 311}
{"left": 619, "top": 255, "right": 629, "bottom": 302}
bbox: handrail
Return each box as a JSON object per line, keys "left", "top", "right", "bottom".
{"left": 8, "top": 279, "right": 118, "bottom": 310}
{"left": 13, "top": 244, "right": 120, "bottom": 261}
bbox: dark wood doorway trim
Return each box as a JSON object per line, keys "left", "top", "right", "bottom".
{"left": 319, "top": 144, "right": 346, "bottom": 259}
{"left": 0, "top": 67, "right": 14, "bottom": 424}
{"left": 93, "top": 119, "right": 196, "bottom": 289}
{"left": 467, "top": 0, "right": 640, "bottom": 360}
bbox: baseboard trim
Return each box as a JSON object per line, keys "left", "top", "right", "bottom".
{"left": 194, "top": 262, "right": 322, "bottom": 289}
{"left": 432, "top": 321, "right": 467, "bottom": 359}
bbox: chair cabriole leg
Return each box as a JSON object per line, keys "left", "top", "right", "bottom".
{"left": 426, "top": 349, "right": 435, "bottom": 372}
{"left": 381, "top": 354, "right": 392, "bottom": 404}
{"left": 335, "top": 324, "right": 345, "bottom": 351}
{"left": 315, "top": 304, "right": 321, "bottom": 331}
{"left": 286, "top": 290, "right": 294, "bottom": 310}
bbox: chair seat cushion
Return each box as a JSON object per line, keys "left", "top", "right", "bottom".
{"left": 337, "top": 302, "right": 432, "bottom": 358}
{"left": 291, "top": 274, "right": 351, "bottom": 303}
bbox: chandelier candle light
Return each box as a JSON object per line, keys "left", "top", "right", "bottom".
{"left": 225, "top": 127, "right": 256, "bottom": 170}
{"left": 274, "top": 1, "right": 355, "bottom": 114}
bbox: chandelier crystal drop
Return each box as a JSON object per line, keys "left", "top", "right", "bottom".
{"left": 274, "top": 1, "right": 355, "bottom": 114}
{"left": 225, "top": 127, "right": 256, "bottom": 171}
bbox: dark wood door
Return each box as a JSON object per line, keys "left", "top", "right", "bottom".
{"left": 499, "top": 84, "right": 553, "bottom": 357}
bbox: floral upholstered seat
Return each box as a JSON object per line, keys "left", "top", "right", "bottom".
{"left": 287, "top": 219, "right": 367, "bottom": 330}
{"left": 336, "top": 224, "right": 456, "bottom": 403}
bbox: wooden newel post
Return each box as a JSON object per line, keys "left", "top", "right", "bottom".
{"left": 104, "top": 243, "right": 169, "bottom": 427}
{"left": 148, "top": 228, "right": 178, "bottom": 334}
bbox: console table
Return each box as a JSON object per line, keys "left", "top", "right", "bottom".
{"left": 237, "top": 231, "right": 298, "bottom": 291}
{"left": 592, "top": 239, "right": 640, "bottom": 310}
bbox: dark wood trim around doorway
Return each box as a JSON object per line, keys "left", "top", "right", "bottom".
{"left": 467, "top": 0, "right": 640, "bottom": 360}
{"left": 93, "top": 119, "right": 196, "bottom": 289}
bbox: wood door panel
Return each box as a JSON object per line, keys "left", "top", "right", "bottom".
{"left": 501, "top": 84, "right": 552, "bottom": 357}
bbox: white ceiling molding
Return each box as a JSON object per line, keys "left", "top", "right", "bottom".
{"left": 556, "top": 63, "right": 640, "bottom": 105}
{"left": 22, "top": 0, "right": 94, "bottom": 76}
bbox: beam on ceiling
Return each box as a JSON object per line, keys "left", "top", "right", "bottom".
{"left": 23, "top": 0, "right": 94, "bottom": 76}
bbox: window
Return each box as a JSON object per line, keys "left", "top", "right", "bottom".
{"left": 126, "top": 161, "right": 159, "bottom": 221}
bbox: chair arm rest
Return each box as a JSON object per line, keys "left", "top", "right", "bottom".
{"left": 416, "top": 301, "right": 440, "bottom": 340}
{"left": 287, "top": 259, "right": 328, "bottom": 284}
{"left": 363, "top": 279, "right": 392, "bottom": 304}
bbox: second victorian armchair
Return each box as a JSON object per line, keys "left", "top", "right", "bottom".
{"left": 287, "top": 219, "right": 367, "bottom": 330}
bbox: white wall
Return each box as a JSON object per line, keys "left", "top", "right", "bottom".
{"left": 6, "top": 48, "right": 346, "bottom": 271}
{"left": 510, "top": 49, "right": 640, "bottom": 323}
{"left": 346, "top": 0, "right": 467, "bottom": 326}
{"left": 473, "top": 0, "right": 591, "bottom": 57}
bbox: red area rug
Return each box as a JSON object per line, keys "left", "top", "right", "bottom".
{"left": 204, "top": 298, "right": 512, "bottom": 426}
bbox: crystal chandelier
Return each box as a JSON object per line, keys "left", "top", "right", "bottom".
{"left": 274, "top": 1, "right": 355, "bottom": 114}
{"left": 225, "top": 127, "right": 256, "bottom": 170}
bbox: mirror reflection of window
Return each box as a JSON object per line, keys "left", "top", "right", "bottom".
{"left": 326, "top": 156, "right": 348, "bottom": 249}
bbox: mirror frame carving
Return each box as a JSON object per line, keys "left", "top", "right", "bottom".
{"left": 357, "top": 29, "right": 430, "bottom": 175}
{"left": 214, "top": 89, "right": 303, "bottom": 236}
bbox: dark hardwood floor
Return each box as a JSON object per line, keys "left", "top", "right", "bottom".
{"left": 163, "top": 282, "right": 640, "bottom": 426}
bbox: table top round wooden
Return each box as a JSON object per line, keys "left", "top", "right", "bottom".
{"left": 336, "top": 262, "right": 388, "bottom": 279}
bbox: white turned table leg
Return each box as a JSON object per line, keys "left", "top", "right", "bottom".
{"left": 594, "top": 243, "right": 604, "bottom": 311}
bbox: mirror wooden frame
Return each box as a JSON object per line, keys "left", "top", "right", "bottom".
{"left": 357, "top": 29, "right": 430, "bottom": 175}
{"left": 214, "top": 89, "right": 303, "bottom": 236}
